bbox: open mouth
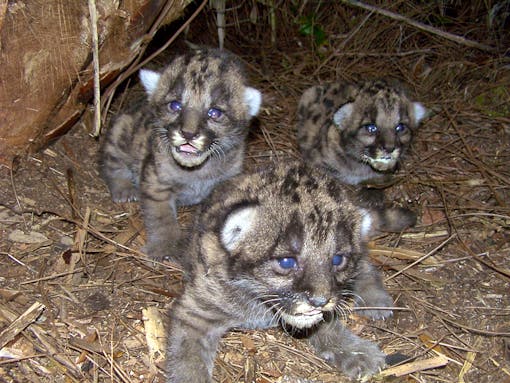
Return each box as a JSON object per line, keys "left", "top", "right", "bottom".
{"left": 177, "top": 143, "right": 202, "bottom": 156}
{"left": 171, "top": 143, "right": 209, "bottom": 168}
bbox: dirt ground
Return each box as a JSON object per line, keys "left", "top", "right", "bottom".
{"left": 1, "top": 2, "right": 509, "bottom": 383}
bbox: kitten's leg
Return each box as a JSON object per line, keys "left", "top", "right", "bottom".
{"left": 358, "top": 188, "right": 417, "bottom": 232}
{"left": 140, "top": 162, "right": 181, "bottom": 262}
{"left": 166, "top": 293, "right": 229, "bottom": 383}
{"left": 353, "top": 259, "right": 393, "bottom": 320}
{"left": 100, "top": 115, "right": 138, "bottom": 202}
{"left": 308, "top": 317, "right": 386, "bottom": 379}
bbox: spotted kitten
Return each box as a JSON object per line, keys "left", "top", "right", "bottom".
{"left": 166, "top": 162, "right": 410, "bottom": 382}
{"left": 100, "top": 48, "right": 261, "bottom": 261}
{"left": 297, "top": 79, "right": 426, "bottom": 186}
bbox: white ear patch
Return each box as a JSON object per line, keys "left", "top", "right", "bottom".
{"left": 360, "top": 209, "right": 373, "bottom": 239}
{"left": 333, "top": 103, "right": 353, "bottom": 127}
{"left": 412, "top": 102, "right": 427, "bottom": 124}
{"left": 139, "top": 69, "right": 161, "bottom": 96}
{"left": 244, "top": 87, "right": 262, "bottom": 117}
{"left": 221, "top": 205, "right": 258, "bottom": 252}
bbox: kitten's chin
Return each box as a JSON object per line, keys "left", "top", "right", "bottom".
{"left": 171, "top": 145, "right": 209, "bottom": 168}
{"left": 365, "top": 156, "right": 398, "bottom": 172}
{"left": 280, "top": 310, "right": 323, "bottom": 329}
{"left": 365, "top": 148, "right": 402, "bottom": 172}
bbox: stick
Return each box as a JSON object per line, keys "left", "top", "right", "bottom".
{"left": 142, "top": 307, "right": 166, "bottom": 363}
{"left": 339, "top": 0, "right": 497, "bottom": 52}
{"left": 379, "top": 354, "right": 449, "bottom": 377}
{"left": 0, "top": 302, "right": 45, "bottom": 348}
{"left": 385, "top": 234, "right": 456, "bottom": 281}
{"left": 88, "top": 0, "right": 102, "bottom": 137}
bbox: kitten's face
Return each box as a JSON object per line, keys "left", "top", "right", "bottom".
{"left": 200, "top": 165, "right": 373, "bottom": 329}
{"left": 139, "top": 50, "right": 261, "bottom": 168}
{"left": 333, "top": 81, "right": 426, "bottom": 172}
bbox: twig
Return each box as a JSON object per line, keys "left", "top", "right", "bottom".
{"left": 0, "top": 304, "right": 82, "bottom": 379}
{"left": 212, "top": 0, "right": 226, "bottom": 49}
{"left": 339, "top": 0, "right": 497, "bottom": 52}
{"left": 9, "top": 167, "right": 28, "bottom": 230}
{"left": 385, "top": 234, "right": 456, "bottom": 281}
{"left": 379, "top": 354, "right": 449, "bottom": 377}
{"left": 458, "top": 337, "right": 482, "bottom": 383}
{"left": 441, "top": 316, "right": 510, "bottom": 337}
{"left": 88, "top": 0, "right": 102, "bottom": 137}
{"left": 312, "top": 11, "right": 373, "bottom": 77}
{"left": 142, "top": 307, "right": 167, "bottom": 363}
{"left": 0, "top": 302, "right": 45, "bottom": 348}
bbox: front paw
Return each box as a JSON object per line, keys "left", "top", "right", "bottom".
{"left": 143, "top": 242, "right": 173, "bottom": 262}
{"left": 109, "top": 180, "right": 138, "bottom": 202}
{"left": 320, "top": 337, "right": 386, "bottom": 379}
{"left": 355, "top": 288, "right": 393, "bottom": 320}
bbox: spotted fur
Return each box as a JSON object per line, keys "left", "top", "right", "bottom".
{"left": 100, "top": 48, "right": 261, "bottom": 261}
{"left": 166, "top": 162, "right": 400, "bottom": 382}
{"left": 297, "top": 79, "right": 426, "bottom": 185}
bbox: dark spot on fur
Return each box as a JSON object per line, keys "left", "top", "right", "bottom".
{"left": 308, "top": 211, "right": 317, "bottom": 224}
{"left": 311, "top": 113, "right": 321, "bottom": 124}
{"left": 326, "top": 179, "right": 340, "bottom": 199}
{"left": 284, "top": 213, "right": 303, "bottom": 253}
{"left": 305, "top": 178, "right": 319, "bottom": 190}
{"left": 323, "top": 98, "right": 334, "bottom": 109}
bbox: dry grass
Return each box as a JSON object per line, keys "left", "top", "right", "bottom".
{"left": 1, "top": 1, "right": 509, "bottom": 382}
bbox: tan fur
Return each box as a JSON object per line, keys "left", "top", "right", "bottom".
{"left": 166, "top": 162, "right": 395, "bottom": 382}
{"left": 297, "top": 79, "right": 426, "bottom": 185}
{"left": 99, "top": 48, "right": 261, "bottom": 261}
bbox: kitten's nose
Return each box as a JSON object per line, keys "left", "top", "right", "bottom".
{"left": 309, "top": 296, "right": 328, "bottom": 307}
{"left": 383, "top": 144, "right": 395, "bottom": 153}
{"left": 180, "top": 129, "right": 198, "bottom": 141}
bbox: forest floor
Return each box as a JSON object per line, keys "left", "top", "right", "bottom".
{"left": 1, "top": 2, "right": 509, "bottom": 383}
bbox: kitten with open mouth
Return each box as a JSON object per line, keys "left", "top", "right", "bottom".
{"left": 100, "top": 48, "right": 261, "bottom": 262}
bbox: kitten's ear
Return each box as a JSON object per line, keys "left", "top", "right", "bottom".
{"left": 412, "top": 102, "right": 427, "bottom": 125}
{"left": 333, "top": 103, "right": 353, "bottom": 127}
{"left": 139, "top": 69, "right": 161, "bottom": 96}
{"left": 244, "top": 87, "right": 262, "bottom": 117}
{"left": 221, "top": 205, "right": 258, "bottom": 251}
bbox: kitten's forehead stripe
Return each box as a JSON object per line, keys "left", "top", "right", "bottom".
{"left": 284, "top": 213, "right": 304, "bottom": 253}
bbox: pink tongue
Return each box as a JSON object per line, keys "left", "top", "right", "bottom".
{"left": 304, "top": 309, "right": 322, "bottom": 316}
{"left": 179, "top": 144, "right": 198, "bottom": 154}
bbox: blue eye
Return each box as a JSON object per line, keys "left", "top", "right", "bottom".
{"left": 395, "top": 123, "right": 407, "bottom": 133}
{"left": 168, "top": 100, "right": 182, "bottom": 112}
{"left": 364, "top": 124, "right": 378, "bottom": 135}
{"left": 332, "top": 253, "right": 347, "bottom": 268}
{"left": 208, "top": 107, "right": 223, "bottom": 119}
{"left": 278, "top": 257, "right": 297, "bottom": 269}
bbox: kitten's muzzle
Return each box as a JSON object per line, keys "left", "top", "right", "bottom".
{"left": 365, "top": 147, "right": 400, "bottom": 172}
{"left": 280, "top": 296, "right": 336, "bottom": 329}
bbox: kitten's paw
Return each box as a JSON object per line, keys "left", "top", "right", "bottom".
{"left": 142, "top": 243, "right": 172, "bottom": 262}
{"left": 320, "top": 338, "right": 386, "bottom": 379}
{"left": 109, "top": 180, "right": 138, "bottom": 203}
{"left": 112, "top": 190, "right": 138, "bottom": 203}
{"left": 355, "top": 288, "right": 393, "bottom": 320}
